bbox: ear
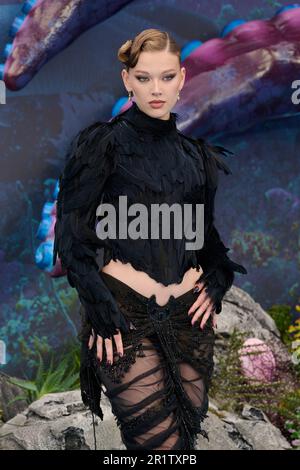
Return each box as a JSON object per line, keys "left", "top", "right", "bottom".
{"left": 180, "top": 66, "right": 186, "bottom": 89}
{"left": 121, "top": 68, "right": 130, "bottom": 91}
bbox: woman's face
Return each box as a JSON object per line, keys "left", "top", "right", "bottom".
{"left": 121, "top": 50, "right": 186, "bottom": 120}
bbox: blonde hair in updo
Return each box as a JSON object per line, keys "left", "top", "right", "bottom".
{"left": 117, "top": 28, "right": 181, "bottom": 70}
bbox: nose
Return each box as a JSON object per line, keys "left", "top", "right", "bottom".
{"left": 151, "top": 81, "right": 162, "bottom": 96}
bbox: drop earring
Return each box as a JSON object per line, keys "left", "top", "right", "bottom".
{"left": 128, "top": 91, "right": 133, "bottom": 101}
{"left": 177, "top": 91, "right": 180, "bottom": 101}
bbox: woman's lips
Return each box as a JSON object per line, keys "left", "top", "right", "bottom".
{"left": 149, "top": 101, "right": 165, "bottom": 109}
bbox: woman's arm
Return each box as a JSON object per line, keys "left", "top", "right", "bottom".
{"left": 53, "top": 120, "right": 131, "bottom": 339}
{"left": 195, "top": 138, "right": 247, "bottom": 314}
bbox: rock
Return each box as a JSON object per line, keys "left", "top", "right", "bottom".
{"left": 0, "top": 390, "right": 291, "bottom": 450}
{"left": 218, "top": 286, "right": 292, "bottom": 366}
{"left": 0, "top": 390, "right": 126, "bottom": 450}
{"left": 219, "top": 286, "right": 281, "bottom": 339}
{"left": 196, "top": 399, "right": 291, "bottom": 450}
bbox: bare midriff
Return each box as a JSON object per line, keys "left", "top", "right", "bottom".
{"left": 101, "top": 259, "right": 202, "bottom": 307}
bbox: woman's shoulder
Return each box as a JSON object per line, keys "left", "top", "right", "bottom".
{"left": 177, "top": 131, "right": 234, "bottom": 191}
{"left": 178, "top": 131, "right": 233, "bottom": 171}
{"left": 64, "top": 116, "right": 126, "bottom": 168}
{"left": 60, "top": 119, "right": 123, "bottom": 183}
{"left": 177, "top": 130, "right": 201, "bottom": 158}
{"left": 71, "top": 118, "right": 117, "bottom": 147}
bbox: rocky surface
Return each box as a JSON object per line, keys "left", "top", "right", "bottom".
{"left": 215, "top": 286, "right": 292, "bottom": 366}
{"left": 0, "top": 389, "right": 291, "bottom": 450}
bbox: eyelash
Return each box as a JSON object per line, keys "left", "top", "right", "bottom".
{"left": 135, "top": 75, "right": 176, "bottom": 82}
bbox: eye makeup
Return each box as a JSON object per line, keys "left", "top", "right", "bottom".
{"left": 135, "top": 74, "right": 176, "bottom": 82}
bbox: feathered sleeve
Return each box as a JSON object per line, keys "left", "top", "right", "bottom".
{"left": 194, "top": 138, "right": 247, "bottom": 314}
{"left": 53, "top": 121, "right": 131, "bottom": 339}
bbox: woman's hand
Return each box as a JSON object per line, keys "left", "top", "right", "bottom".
{"left": 188, "top": 281, "right": 218, "bottom": 330}
{"left": 88, "top": 328, "right": 124, "bottom": 365}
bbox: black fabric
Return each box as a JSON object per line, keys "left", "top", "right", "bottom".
{"left": 97, "top": 114, "right": 206, "bottom": 287}
{"left": 53, "top": 100, "right": 248, "bottom": 448}
{"left": 121, "top": 100, "right": 179, "bottom": 136}
{"left": 80, "top": 272, "right": 215, "bottom": 450}
{"left": 53, "top": 120, "right": 131, "bottom": 340}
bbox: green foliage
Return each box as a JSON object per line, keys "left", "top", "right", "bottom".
{"left": 210, "top": 329, "right": 281, "bottom": 413}
{"left": 287, "top": 316, "right": 300, "bottom": 379}
{"left": 267, "top": 301, "right": 300, "bottom": 379}
{"left": 210, "top": 328, "right": 300, "bottom": 448}
{"left": 284, "top": 402, "right": 300, "bottom": 450}
{"left": 267, "top": 304, "right": 293, "bottom": 345}
{"left": 7, "top": 338, "right": 81, "bottom": 406}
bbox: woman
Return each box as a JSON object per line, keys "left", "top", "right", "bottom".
{"left": 53, "top": 28, "right": 247, "bottom": 451}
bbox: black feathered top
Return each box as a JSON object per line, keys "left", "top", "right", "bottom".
{"left": 53, "top": 101, "right": 247, "bottom": 341}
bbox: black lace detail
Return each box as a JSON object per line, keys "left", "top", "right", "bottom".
{"left": 92, "top": 340, "right": 146, "bottom": 384}
{"left": 78, "top": 273, "right": 215, "bottom": 450}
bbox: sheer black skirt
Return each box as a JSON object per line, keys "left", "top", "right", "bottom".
{"left": 79, "top": 271, "right": 216, "bottom": 450}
